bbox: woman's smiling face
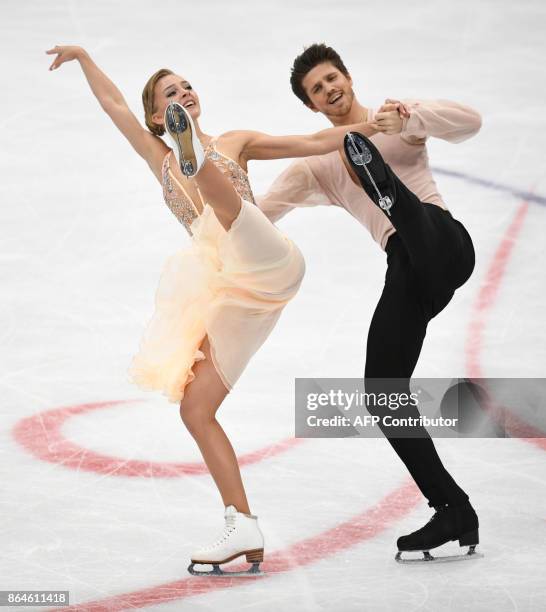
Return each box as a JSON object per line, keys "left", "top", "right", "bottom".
{"left": 152, "top": 73, "right": 202, "bottom": 129}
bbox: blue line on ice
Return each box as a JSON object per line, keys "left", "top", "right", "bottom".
{"left": 432, "top": 167, "right": 546, "bottom": 206}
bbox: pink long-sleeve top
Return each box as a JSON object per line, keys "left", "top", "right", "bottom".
{"left": 257, "top": 99, "right": 482, "bottom": 250}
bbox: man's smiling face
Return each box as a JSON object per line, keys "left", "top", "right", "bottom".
{"left": 301, "top": 62, "right": 355, "bottom": 118}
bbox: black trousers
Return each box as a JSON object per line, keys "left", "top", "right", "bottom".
{"left": 364, "top": 176, "right": 475, "bottom": 508}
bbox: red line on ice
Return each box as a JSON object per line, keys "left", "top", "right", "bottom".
{"left": 465, "top": 200, "right": 545, "bottom": 449}
{"left": 12, "top": 400, "right": 303, "bottom": 477}
{"left": 49, "top": 480, "right": 421, "bottom": 611}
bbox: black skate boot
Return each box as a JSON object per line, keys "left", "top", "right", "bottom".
{"left": 395, "top": 502, "right": 482, "bottom": 563}
{"left": 343, "top": 132, "right": 396, "bottom": 217}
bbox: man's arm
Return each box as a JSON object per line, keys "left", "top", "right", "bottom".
{"left": 256, "top": 158, "right": 333, "bottom": 223}
{"left": 398, "top": 99, "right": 482, "bottom": 144}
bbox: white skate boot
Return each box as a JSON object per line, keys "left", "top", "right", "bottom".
{"left": 188, "top": 505, "right": 265, "bottom": 577}
{"left": 164, "top": 101, "right": 205, "bottom": 177}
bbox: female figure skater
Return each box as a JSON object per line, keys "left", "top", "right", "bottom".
{"left": 46, "top": 45, "right": 374, "bottom": 576}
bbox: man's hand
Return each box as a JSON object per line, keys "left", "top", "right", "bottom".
{"left": 371, "top": 99, "right": 411, "bottom": 135}
{"left": 381, "top": 98, "right": 411, "bottom": 118}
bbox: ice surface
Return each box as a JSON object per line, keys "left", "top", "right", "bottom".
{"left": 1, "top": 0, "right": 545, "bottom": 610}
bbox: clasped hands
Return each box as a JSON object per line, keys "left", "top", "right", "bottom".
{"left": 369, "top": 99, "right": 411, "bottom": 135}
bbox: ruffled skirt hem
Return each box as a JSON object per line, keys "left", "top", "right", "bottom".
{"left": 128, "top": 200, "right": 304, "bottom": 404}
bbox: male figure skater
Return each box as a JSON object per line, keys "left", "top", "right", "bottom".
{"left": 258, "top": 44, "right": 482, "bottom": 561}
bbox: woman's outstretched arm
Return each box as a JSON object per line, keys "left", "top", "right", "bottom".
{"left": 46, "top": 45, "right": 167, "bottom": 177}
{"left": 225, "top": 112, "right": 383, "bottom": 164}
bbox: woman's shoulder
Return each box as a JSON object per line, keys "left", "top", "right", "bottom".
{"left": 215, "top": 129, "right": 249, "bottom": 149}
{"left": 210, "top": 131, "right": 248, "bottom": 168}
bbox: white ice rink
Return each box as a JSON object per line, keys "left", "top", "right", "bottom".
{"left": 1, "top": 0, "right": 545, "bottom": 610}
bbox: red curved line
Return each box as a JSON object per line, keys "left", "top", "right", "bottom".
{"left": 50, "top": 480, "right": 420, "bottom": 611}
{"left": 465, "top": 201, "right": 529, "bottom": 378}
{"left": 465, "top": 201, "right": 545, "bottom": 449}
{"left": 12, "top": 400, "right": 303, "bottom": 477}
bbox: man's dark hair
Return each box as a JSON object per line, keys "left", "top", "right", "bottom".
{"left": 290, "top": 43, "right": 350, "bottom": 105}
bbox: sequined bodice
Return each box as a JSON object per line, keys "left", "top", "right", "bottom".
{"left": 161, "top": 141, "right": 256, "bottom": 236}
{"left": 204, "top": 142, "right": 256, "bottom": 206}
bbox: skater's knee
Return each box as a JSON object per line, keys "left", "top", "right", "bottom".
{"left": 179, "top": 399, "right": 214, "bottom": 438}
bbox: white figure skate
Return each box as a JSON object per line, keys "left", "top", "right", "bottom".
{"left": 188, "top": 505, "right": 265, "bottom": 577}
{"left": 164, "top": 101, "right": 205, "bottom": 177}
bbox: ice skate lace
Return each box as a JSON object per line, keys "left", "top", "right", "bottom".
{"left": 427, "top": 506, "right": 448, "bottom": 525}
{"left": 202, "top": 514, "right": 237, "bottom": 551}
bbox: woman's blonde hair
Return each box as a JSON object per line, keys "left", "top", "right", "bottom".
{"left": 142, "top": 68, "right": 174, "bottom": 136}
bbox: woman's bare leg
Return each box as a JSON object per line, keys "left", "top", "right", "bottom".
{"left": 194, "top": 160, "right": 242, "bottom": 232}
{"left": 180, "top": 335, "right": 251, "bottom": 514}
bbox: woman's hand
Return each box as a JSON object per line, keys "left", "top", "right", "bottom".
{"left": 380, "top": 98, "right": 411, "bottom": 118}
{"left": 371, "top": 100, "right": 411, "bottom": 135}
{"left": 46, "top": 45, "right": 85, "bottom": 70}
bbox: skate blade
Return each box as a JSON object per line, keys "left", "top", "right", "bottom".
{"left": 379, "top": 195, "right": 393, "bottom": 216}
{"left": 395, "top": 547, "right": 484, "bottom": 564}
{"left": 165, "top": 104, "right": 197, "bottom": 176}
{"left": 165, "top": 103, "right": 189, "bottom": 133}
{"left": 346, "top": 133, "right": 372, "bottom": 166}
{"left": 188, "top": 561, "right": 264, "bottom": 577}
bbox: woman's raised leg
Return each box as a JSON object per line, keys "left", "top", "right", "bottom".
{"left": 165, "top": 101, "right": 242, "bottom": 231}
{"left": 193, "top": 161, "right": 242, "bottom": 232}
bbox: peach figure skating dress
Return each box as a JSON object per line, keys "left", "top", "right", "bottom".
{"left": 129, "top": 140, "right": 305, "bottom": 403}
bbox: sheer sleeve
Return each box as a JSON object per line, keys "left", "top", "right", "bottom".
{"left": 256, "top": 158, "right": 333, "bottom": 223}
{"left": 400, "top": 99, "right": 482, "bottom": 145}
